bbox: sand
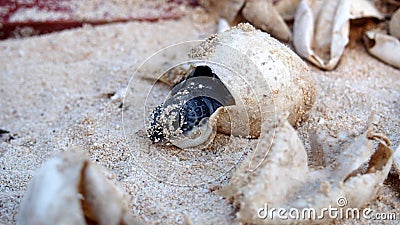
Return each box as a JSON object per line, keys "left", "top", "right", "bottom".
{"left": 0, "top": 6, "right": 399, "bottom": 225}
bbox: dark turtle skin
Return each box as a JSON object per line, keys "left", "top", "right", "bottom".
{"left": 147, "top": 65, "right": 234, "bottom": 144}
{"left": 180, "top": 96, "right": 223, "bottom": 132}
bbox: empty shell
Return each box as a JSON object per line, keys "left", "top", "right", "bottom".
{"left": 293, "top": 0, "right": 350, "bottom": 70}
{"left": 219, "top": 115, "right": 393, "bottom": 224}
{"left": 241, "top": 0, "right": 292, "bottom": 41}
{"left": 17, "top": 150, "right": 143, "bottom": 225}
{"left": 363, "top": 31, "right": 400, "bottom": 69}
{"left": 350, "top": 0, "right": 384, "bottom": 20}
{"left": 198, "top": 0, "right": 292, "bottom": 42}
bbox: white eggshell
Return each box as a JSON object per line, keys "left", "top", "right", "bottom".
{"left": 190, "top": 23, "right": 316, "bottom": 138}
{"left": 389, "top": 8, "right": 400, "bottom": 39}
{"left": 220, "top": 115, "right": 393, "bottom": 224}
{"left": 17, "top": 150, "right": 142, "bottom": 225}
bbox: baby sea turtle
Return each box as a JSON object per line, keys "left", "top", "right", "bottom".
{"left": 147, "top": 65, "right": 235, "bottom": 149}
{"left": 145, "top": 24, "right": 316, "bottom": 149}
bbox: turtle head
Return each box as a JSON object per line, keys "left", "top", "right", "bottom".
{"left": 147, "top": 65, "right": 235, "bottom": 149}
{"left": 147, "top": 96, "right": 222, "bottom": 148}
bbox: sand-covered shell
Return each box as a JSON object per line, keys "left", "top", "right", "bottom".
{"left": 190, "top": 24, "right": 316, "bottom": 133}
{"left": 363, "top": 31, "right": 400, "bottom": 69}
{"left": 219, "top": 114, "right": 393, "bottom": 224}
{"left": 148, "top": 23, "right": 316, "bottom": 149}
{"left": 17, "top": 150, "right": 143, "bottom": 225}
{"left": 389, "top": 8, "right": 400, "bottom": 39}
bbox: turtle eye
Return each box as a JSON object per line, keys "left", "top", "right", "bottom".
{"left": 180, "top": 96, "right": 222, "bottom": 133}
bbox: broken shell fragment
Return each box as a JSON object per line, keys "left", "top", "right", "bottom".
{"left": 294, "top": 0, "right": 350, "bottom": 70}
{"left": 389, "top": 8, "right": 400, "bottom": 39}
{"left": 197, "top": 0, "right": 246, "bottom": 23}
{"left": 273, "top": 0, "right": 301, "bottom": 21}
{"left": 219, "top": 116, "right": 393, "bottom": 224}
{"left": 241, "top": 0, "right": 292, "bottom": 42}
{"left": 350, "top": 0, "right": 384, "bottom": 20}
{"left": 147, "top": 23, "right": 316, "bottom": 149}
{"left": 217, "top": 18, "right": 231, "bottom": 33}
{"left": 363, "top": 31, "right": 400, "bottom": 69}
{"left": 198, "top": 0, "right": 292, "bottom": 42}
{"left": 17, "top": 150, "right": 143, "bottom": 225}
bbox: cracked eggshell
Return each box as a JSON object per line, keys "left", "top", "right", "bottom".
{"left": 241, "top": 0, "right": 292, "bottom": 42}
{"left": 220, "top": 116, "right": 393, "bottom": 224}
{"left": 350, "top": 0, "right": 384, "bottom": 20}
{"left": 17, "top": 151, "right": 86, "bottom": 225}
{"left": 17, "top": 150, "right": 142, "bottom": 225}
{"left": 197, "top": 0, "right": 246, "bottom": 23}
{"left": 190, "top": 23, "right": 316, "bottom": 138}
{"left": 198, "top": 0, "right": 292, "bottom": 42}
{"left": 389, "top": 8, "right": 400, "bottom": 39}
{"left": 81, "top": 163, "right": 128, "bottom": 225}
{"left": 364, "top": 31, "right": 400, "bottom": 69}
{"left": 218, "top": 115, "right": 309, "bottom": 224}
{"left": 274, "top": 0, "right": 301, "bottom": 21}
{"left": 294, "top": 0, "right": 350, "bottom": 70}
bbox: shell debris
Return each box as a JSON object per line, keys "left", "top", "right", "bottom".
{"left": 17, "top": 149, "right": 145, "bottom": 225}
{"left": 219, "top": 115, "right": 393, "bottom": 224}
